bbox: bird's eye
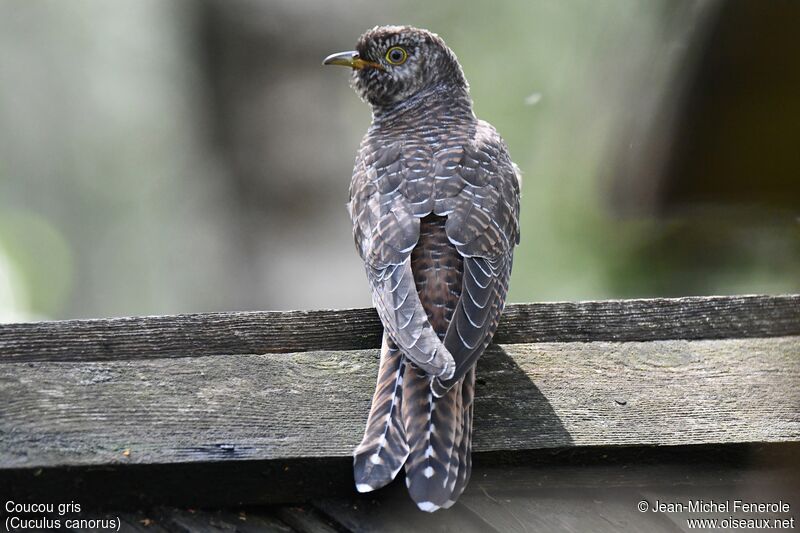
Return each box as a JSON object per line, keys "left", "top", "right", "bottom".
{"left": 385, "top": 46, "right": 408, "bottom": 65}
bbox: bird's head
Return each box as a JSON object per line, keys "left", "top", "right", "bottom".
{"left": 323, "top": 25, "right": 468, "bottom": 108}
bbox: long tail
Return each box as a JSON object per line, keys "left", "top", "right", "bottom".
{"left": 446, "top": 366, "right": 475, "bottom": 508}
{"left": 353, "top": 334, "right": 476, "bottom": 512}
{"left": 402, "top": 361, "right": 475, "bottom": 512}
{"left": 353, "top": 334, "right": 409, "bottom": 492}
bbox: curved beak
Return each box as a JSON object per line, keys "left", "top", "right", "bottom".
{"left": 322, "top": 51, "right": 383, "bottom": 70}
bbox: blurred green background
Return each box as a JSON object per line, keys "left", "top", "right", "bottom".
{"left": 0, "top": 0, "right": 797, "bottom": 321}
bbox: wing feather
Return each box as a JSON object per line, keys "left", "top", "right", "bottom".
{"left": 352, "top": 141, "right": 456, "bottom": 379}
{"left": 432, "top": 123, "right": 520, "bottom": 396}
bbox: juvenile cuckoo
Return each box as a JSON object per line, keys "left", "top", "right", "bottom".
{"left": 324, "top": 25, "right": 521, "bottom": 512}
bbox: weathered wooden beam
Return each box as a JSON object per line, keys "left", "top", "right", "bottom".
{"left": 5, "top": 444, "right": 797, "bottom": 510}
{"left": 2, "top": 336, "right": 797, "bottom": 470}
{"left": 1, "top": 294, "right": 798, "bottom": 363}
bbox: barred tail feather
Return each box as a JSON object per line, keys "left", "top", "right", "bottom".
{"left": 443, "top": 366, "right": 475, "bottom": 508}
{"left": 402, "top": 361, "right": 467, "bottom": 512}
{"left": 354, "top": 334, "right": 409, "bottom": 492}
{"left": 442, "top": 377, "right": 464, "bottom": 500}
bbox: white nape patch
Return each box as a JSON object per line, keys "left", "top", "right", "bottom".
{"left": 397, "top": 375, "right": 403, "bottom": 386}
{"left": 370, "top": 453, "right": 382, "bottom": 465}
{"left": 417, "top": 501, "right": 441, "bottom": 513}
{"left": 423, "top": 466, "right": 434, "bottom": 478}
{"left": 405, "top": 477, "right": 412, "bottom": 488}
{"left": 356, "top": 483, "right": 375, "bottom": 493}
{"left": 378, "top": 435, "right": 387, "bottom": 447}
{"left": 425, "top": 446, "right": 434, "bottom": 458}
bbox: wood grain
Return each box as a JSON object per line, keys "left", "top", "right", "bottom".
{"left": 1, "top": 294, "right": 798, "bottom": 363}
{"left": 5, "top": 444, "right": 797, "bottom": 510}
{"left": 1, "top": 336, "right": 797, "bottom": 470}
{"left": 314, "top": 460, "right": 799, "bottom": 533}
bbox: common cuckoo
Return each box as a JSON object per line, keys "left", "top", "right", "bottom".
{"left": 324, "top": 25, "right": 521, "bottom": 512}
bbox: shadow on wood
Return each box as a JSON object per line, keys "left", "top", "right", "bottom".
{"left": 475, "top": 345, "right": 574, "bottom": 449}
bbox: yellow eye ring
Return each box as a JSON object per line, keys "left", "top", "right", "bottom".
{"left": 385, "top": 46, "right": 408, "bottom": 65}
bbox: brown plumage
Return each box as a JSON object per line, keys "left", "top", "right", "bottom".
{"left": 324, "top": 25, "right": 520, "bottom": 512}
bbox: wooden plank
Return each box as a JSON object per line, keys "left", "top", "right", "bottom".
{"left": 454, "top": 472, "right": 798, "bottom": 533}
{"left": 275, "top": 507, "right": 343, "bottom": 533}
{"left": 314, "top": 458, "right": 799, "bottom": 533}
{"left": 315, "top": 484, "right": 500, "bottom": 533}
{"left": 67, "top": 512, "right": 173, "bottom": 533}
{"left": 1, "top": 295, "right": 797, "bottom": 363}
{"left": 4, "top": 444, "right": 796, "bottom": 511}
{"left": 71, "top": 508, "right": 295, "bottom": 533}
{"left": 453, "top": 487, "right": 679, "bottom": 533}
{"left": 0, "top": 307, "right": 382, "bottom": 364}
{"left": 638, "top": 485, "right": 799, "bottom": 532}
{"left": 2, "top": 456, "right": 356, "bottom": 510}
{"left": 154, "top": 508, "right": 293, "bottom": 533}
{"left": 1, "top": 336, "right": 797, "bottom": 470}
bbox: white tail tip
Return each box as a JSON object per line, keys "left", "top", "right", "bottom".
{"left": 356, "top": 483, "right": 375, "bottom": 493}
{"left": 417, "top": 501, "right": 441, "bottom": 513}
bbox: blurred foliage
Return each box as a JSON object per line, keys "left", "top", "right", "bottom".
{"left": 385, "top": 0, "right": 799, "bottom": 302}
{"left": 0, "top": 0, "right": 797, "bottom": 321}
{"left": 0, "top": 211, "right": 72, "bottom": 320}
